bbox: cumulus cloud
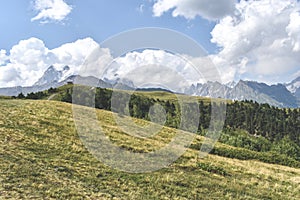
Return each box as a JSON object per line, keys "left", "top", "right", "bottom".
{"left": 51, "top": 38, "right": 101, "bottom": 70}
{"left": 103, "top": 50, "right": 217, "bottom": 92}
{"left": 0, "top": 37, "right": 106, "bottom": 87}
{"left": 78, "top": 45, "right": 114, "bottom": 78}
{"left": 0, "top": 66, "right": 21, "bottom": 87}
{"left": 2, "top": 38, "right": 215, "bottom": 90}
{"left": 152, "top": 0, "right": 237, "bottom": 20}
{"left": 31, "top": 0, "right": 72, "bottom": 23}
{"left": 105, "top": 50, "right": 186, "bottom": 90}
{"left": 210, "top": 0, "right": 300, "bottom": 83}
{"left": 152, "top": 0, "right": 300, "bottom": 83}
{"left": 0, "top": 50, "right": 8, "bottom": 66}
{"left": 107, "top": 50, "right": 187, "bottom": 80}
{"left": 10, "top": 38, "right": 49, "bottom": 67}
{"left": 1, "top": 38, "right": 51, "bottom": 87}
{"left": 0, "top": 39, "right": 222, "bottom": 90}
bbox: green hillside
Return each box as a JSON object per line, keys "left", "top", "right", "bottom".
{"left": 0, "top": 99, "right": 299, "bottom": 199}
{"left": 17, "top": 85, "right": 300, "bottom": 162}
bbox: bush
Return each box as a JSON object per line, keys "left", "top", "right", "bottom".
{"left": 197, "top": 162, "right": 230, "bottom": 176}
{"left": 190, "top": 143, "right": 300, "bottom": 168}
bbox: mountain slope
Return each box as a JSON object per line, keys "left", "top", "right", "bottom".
{"left": 0, "top": 76, "right": 114, "bottom": 97}
{"left": 286, "top": 76, "right": 300, "bottom": 94}
{"left": 33, "top": 65, "right": 69, "bottom": 86}
{"left": 286, "top": 76, "right": 300, "bottom": 103}
{"left": 231, "top": 80, "right": 298, "bottom": 108}
{"left": 0, "top": 100, "right": 299, "bottom": 199}
{"left": 0, "top": 66, "right": 131, "bottom": 96}
{"left": 187, "top": 80, "right": 299, "bottom": 108}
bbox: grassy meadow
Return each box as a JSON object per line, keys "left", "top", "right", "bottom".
{"left": 0, "top": 99, "right": 299, "bottom": 199}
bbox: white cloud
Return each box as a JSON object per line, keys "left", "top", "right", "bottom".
{"left": 0, "top": 66, "right": 21, "bottom": 87}
{"left": 105, "top": 50, "right": 186, "bottom": 89}
{"left": 0, "top": 50, "right": 8, "bottom": 66}
{"left": 292, "top": 70, "right": 300, "bottom": 80}
{"left": 51, "top": 38, "right": 100, "bottom": 71}
{"left": 0, "top": 39, "right": 227, "bottom": 89}
{"left": 137, "top": 4, "right": 145, "bottom": 14}
{"left": 152, "top": 0, "right": 237, "bottom": 20}
{"left": 152, "top": 0, "right": 300, "bottom": 83}
{"left": 0, "top": 37, "right": 107, "bottom": 87}
{"left": 78, "top": 45, "right": 114, "bottom": 78}
{"left": 286, "top": 11, "right": 300, "bottom": 52}
{"left": 103, "top": 50, "right": 216, "bottom": 92}
{"left": 31, "top": 0, "right": 72, "bottom": 23}
{"left": 2, "top": 38, "right": 51, "bottom": 87}
{"left": 210, "top": 0, "right": 300, "bottom": 83}
{"left": 2, "top": 42, "right": 212, "bottom": 90}
{"left": 10, "top": 37, "right": 49, "bottom": 67}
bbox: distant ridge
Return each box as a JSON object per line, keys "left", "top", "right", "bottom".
{"left": 185, "top": 79, "right": 299, "bottom": 108}
{"left": 136, "top": 87, "right": 174, "bottom": 93}
{"left": 0, "top": 65, "right": 299, "bottom": 108}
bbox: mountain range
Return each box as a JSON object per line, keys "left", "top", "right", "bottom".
{"left": 0, "top": 65, "right": 299, "bottom": 108}
{"left": 185, "top": 80, "right": 299, "bottom": 108}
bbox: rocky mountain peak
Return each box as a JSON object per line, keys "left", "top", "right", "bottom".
{"left": 285, "top": 76, "right": 300, "bottom": 95}
{"left": 34, "top": 65, "right": 71, "bottom": 86}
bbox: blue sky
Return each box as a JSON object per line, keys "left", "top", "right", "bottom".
{"left": 0, "top": 0, "right": 216, "bottom": 52}
{"left": 0, "top": 0, "right": 300, "bottom": 87}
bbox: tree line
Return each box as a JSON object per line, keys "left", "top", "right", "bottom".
{"left": 16, "top": 86, "right": 300, "bottom": 161}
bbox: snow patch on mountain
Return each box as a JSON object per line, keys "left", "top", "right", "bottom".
{"left": 285, "top": 76, "right": 300, "bottom": 94}
{"left": 34, "top": 65, "right": 72, "bottom": 86}
{"left": 225, "top": 81, "right": 237, "bottom": 88}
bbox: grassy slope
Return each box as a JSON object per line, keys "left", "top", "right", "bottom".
{"left": 0, "top": 100, "right": 299, "bottom": 199}
{"left": 47, "top": 84, "right": 230, "bottom": 104}
{"left": 0, "top": 96, "right": 12, "bottom": 100}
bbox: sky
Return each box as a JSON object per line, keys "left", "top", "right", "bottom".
{"left": 0, "top": 0, "right": 300, "bottom": 87}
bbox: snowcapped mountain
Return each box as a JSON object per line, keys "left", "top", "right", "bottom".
{"left": 285, "top": 76, "right": 300, "bottom": 99}
{"left": 0, "top": 66, "right": 131, "bottom": 96}
{"left": 185, "top": 81, "right": 231, "bottom": 98}
{"left": 232, "top": 81, "right": 298, "bottom": 108}
{"left": 225, "top": 81, "right": 237, "bottom": 89}
{"left": 0, "top": 65, "right": 299, "bottom": 108}
{"left": 285, "top": 76, "right": 300, "bottom": 93}
{"left": 34, "top": 65, "right": 71, "bottom": 86}
{"left": 185, "top": 80, "right": 299, "bottom": 108}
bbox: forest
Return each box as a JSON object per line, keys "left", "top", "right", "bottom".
{"left": 16, "top": 85, "right": 300, "bottom": 162}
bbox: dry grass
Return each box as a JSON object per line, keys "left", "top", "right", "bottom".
{"left": 0, "top": 99, "right": 299, "bottom": 199}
